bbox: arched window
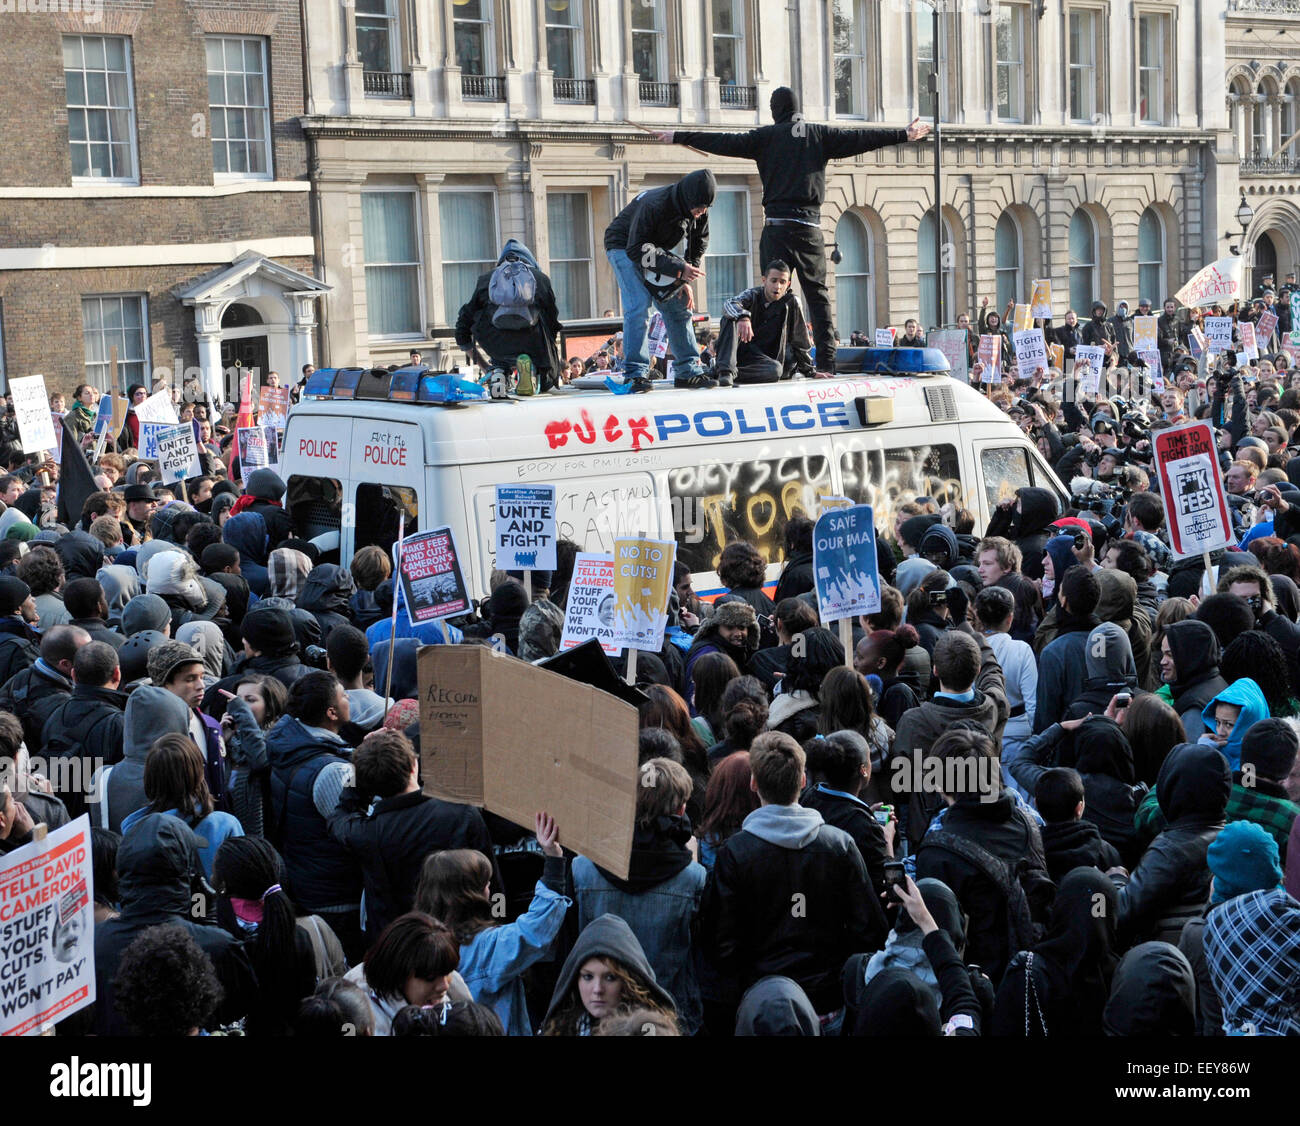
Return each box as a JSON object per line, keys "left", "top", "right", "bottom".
{"left": 1068, "top": 209, "right": 1098, "bottom": 316}
{"left": 1285, "top": 78, "right": 1300, "bottom": 162}
{"left": 1257, "top": 78, "right": 1278, "bottom": 157}
{"left": 1138, "top": 208, "right": 1165, "bottom": 305}
{"left": 995, "top": 212, "right": 1022, "bottom": 312}
{"left": 835, "top": 211, "right": 874, "bottom": 339}
{"left": 1231, "top": 76, "right": 1253, "bottom": 158}
{"left": 918, "top": 211, "right": 955, "bottom": 329}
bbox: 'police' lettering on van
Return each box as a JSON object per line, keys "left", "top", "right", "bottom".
{"left": 364, "top": 430, "right": 408, "bottom": 468}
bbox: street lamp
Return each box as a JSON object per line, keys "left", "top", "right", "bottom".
{"left": 1224, "top": 190, "right": 1254, "bottom": 257}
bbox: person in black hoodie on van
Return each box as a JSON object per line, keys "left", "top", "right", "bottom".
{"left": 604, "top": 169, "right": 717, "bottom": 392}
{"left": 984, "top": 486, "right": 1060, "bottom": 582}
{"left": 657, "top": 88, "right": 929, "bottom": 373}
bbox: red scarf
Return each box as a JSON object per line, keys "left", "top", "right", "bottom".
{"left": 229, "top": 494, "right": 278, "bottom": 517}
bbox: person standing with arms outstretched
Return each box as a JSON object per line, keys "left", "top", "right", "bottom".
{"left": 656, "top": 88, "right": 930, "bottom": 375}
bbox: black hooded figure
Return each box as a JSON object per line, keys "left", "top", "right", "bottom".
{"left": 660, "top": 87, "right": 926, "bottom": 372}
{"left": 603, "top": 168, "right": 718, "bottom": 391}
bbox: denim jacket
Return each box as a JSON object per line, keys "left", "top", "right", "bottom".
{"left": 571, "top": 855, "right": 706, "bottom": 1034}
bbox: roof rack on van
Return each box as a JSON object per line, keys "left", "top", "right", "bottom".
{"left": 301, "top": 366, "right": 487, "bottom": 405}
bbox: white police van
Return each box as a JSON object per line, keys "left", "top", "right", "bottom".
{"left": 280, "top": 348, "right": 1066, "bottom": 600}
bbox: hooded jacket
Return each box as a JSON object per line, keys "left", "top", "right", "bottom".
{"left": 734, "top": 975, "right": 821, "bottom": 1036}
{"left": 701, "top": 802, "right": 887, "bottom": 1014}
{"left": 454, "top": 238, "right": 564, "bottom": 377}
{"left": 90, "top": 685, "right": 194, "bottom": 833}
{"left": 53, "top": 530, "right": 106, "bottom": 582}
{"left": 238, "top": 470, "right": 293, "bottom": 551}
{"left": 147, "top": 550, "right": 208, "bottom": 631}
{"left": 1114, "top": 742, "right": 1230, "bottom": 946}
{"left": 1203, "top": 887, "right": 1300, "bottom": 1036}
{"left": 542, "top": 914, "right": 677, "bottom": 1033}
{"left": 985, "top": 487, "right": 1060, "bottom": 581}
{"left": 97, "top": 564, "right": 141, "bottom": 625}
{"left": 92, "top": 813, "right": 257, "bottom": 1035}
{"left": 1199, "top": 677, "right": 1269, "bottom": 772}
{"left": 1071, "top": 717, "right": 1144, "bottom": 866}
{"left": 223, "top": 511, "right": 270, "bottom": 597}
{"left": 1034, "top": 602, "right": 1102, "bottom": 732}
{"left": 1103, "top": 941, "right": 1198, "bottom": 1036}
{"left": 1064, "top": 622, "right": 1141, "bottom": 724}
{"left": 857, "top": 878, "right": 968, "bottom": 1013}
{"left": 1040, "top": 816, "right": 1123, "bottom": 884}
{"left": 297, "top": 564, "right": 356, "bottom": 644}
{"left": 40, "top": 682, "right": 127, "bottom": 820}
{"left": 0, "top": 659, "right": 74, "bottom": 752}
{"left": 1095, "top": 569, "right": 1153, "bottom": 687}
{"left": 673, "top": 87, "right": 908, "bottom": 225}
{"left": 604, "top": 169, "right": 715, "bottom": 299}
{"left": 1165, "top": 619, "right": 1229, "bottom": 740}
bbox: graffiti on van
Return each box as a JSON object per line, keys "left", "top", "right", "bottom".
{"left": 554, "top": 480, "right": 657, "bottom": 556}
{"left": 669, "top": 455, "right": 833, "bottom": 575}
{"left": 839, "top": 445, "right": 965, "bottom": 536}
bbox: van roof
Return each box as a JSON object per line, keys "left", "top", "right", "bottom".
{"left": 283, "top": 375, "right": 1009, "bottom": 468}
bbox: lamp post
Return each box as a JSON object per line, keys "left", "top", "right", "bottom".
{"left": 1224, "top": 189, "right": 1255, "bottom": 301}
{"left": 925, "top": 0, "right": 943, "bottom": 328}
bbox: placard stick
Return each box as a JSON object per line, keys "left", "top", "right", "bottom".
{"left": 440, "top": 619, "right": 451, "bottom": 645}
{"left": 522, "top": 569, "right": 532, "bottom": 606}
{"left": 1202, "top": 550, "right": 1215, "bottom": 598}
{"left": 382, "top": 513, "right": 405, "bottom": 721}
{"left": 839, "top": 617, "right": 854, "bottom": 668}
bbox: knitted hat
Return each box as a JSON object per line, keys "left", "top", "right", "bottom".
{"left": 383, "top": 698, "right": 420, "bottom": 731}
{"left": 5, "top": 521, "right": 38, "bottom": 543}
{"left": 0, "top": 576, "right": 30, "bottom": 616}
{"left": 244, "top": 469, "right": 286, "bottom": 502}
{"left": 241, "top": 607, "right": 296, "bottom": 656}
{"left": 146, "top": 640, "right": 203, "bottom": 688}
{"left": 1207, "top": 820, "right": 1284, "bottom": 905}
{"left": 121, "top": 593, "right": 172, "bottom": 636}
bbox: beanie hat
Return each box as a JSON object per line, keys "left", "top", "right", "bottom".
{"left": 0, "top": 575, "right": 30, "bottom": 616}
{"left": 1239, "top": 717, "right": 1300, "bottom": 783}
{"left": 245, "top": 469, "right": 286, "bottom": 502}
{"left": 383, "top": 699, "right": 419, "bottom": 732}
{"left": 121, "top": 593, "right": 172, "bottom": 636}
{"left": 899, "top": 514, "right": 942, "bottom": 551}
{"left": 5, "top": 520, "right": 38, "bottom": 543}
{"left": 146, "top": 640, "right": 203, "bottom": 688}
{"left": 201, "top": 543, "right": 240, "bottom": 574}
{"left": 1207, "top": 821, "right": 1284, "bottom": 905}
{"left": 241, "top": 607, "right": 296, "bottom": 656}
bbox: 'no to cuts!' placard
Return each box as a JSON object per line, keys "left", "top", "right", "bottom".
{"left": 1153, "top": 421, "right": 1234, "bottom": 559}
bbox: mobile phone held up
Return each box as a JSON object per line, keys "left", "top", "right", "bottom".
{"left": 884, "top": 861, "right": 907, "bottom": 897}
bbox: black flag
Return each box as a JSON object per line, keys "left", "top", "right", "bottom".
{"left": 57, "top": 415, "right": 98, "bottom": 530}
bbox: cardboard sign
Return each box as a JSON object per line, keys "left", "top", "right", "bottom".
{"left": 1047, "top": 342, "right": 1064, "bottom": 371}
{"left": 1256, "top": 309, "right": 1279, "bottom": 345}
{"left": 611, "top": 536, "right": 675, "bottom": 652}
{"left": 1189, "top": 327, "right": 1206, "bottom": 359}
{"left": 1075, "top": 345, "right": 1105, "bottom": 396}
{"left": 1138, "top": 349, "right": 1165, "bottom": 393}
{"left": 1175, "top": 256, "right": 1243, "bottom": 309}
{"left": 0, "top": 815, "right": 95, "bottom": 1036}
{"left": 1013, "top": 303, "right": 1034, "bottom": 333}
{"left": 137, "top": 421, "right": 168, "bottom": 461}
{"left": 977, "top": 334, "right": 1002, "bottom": 377}
{"left": 1030, "top": 279, "right": 1053, "bottom": 319}
{"left": 91, "top": 395, "right": 114, "bottom": 437}
{"left": 1133, "top": 316, "right": 1159, "bottom": 353}
{"left": 399, "top": 526, "right": 470, "bottom": 623}
{"left": 237, "top": 425, "right": 279, "bottom": 470}
{"left": 1012, "top": 328, "right": 1048, "bottom": 380}
{"left": 156, "top": 422, "right": 201, "bottom": 484}
{"left": 1239, "top": 321, "right": 1259, "bottom": 362}
{"left": 259, "top": 386, "right": 289, "bottom": 430}
{"left": 813, "top": 503, "right": 881, "bottom": 622}
{"left": 418, "top": 646, "right": 638, "bottom": 878}
{"left": 1153, "top": 421, "right": 1234, "bottom": 558}
{"left": 559, "top": 552, "right": 619, "bottom": 656}
{"left": 133, "top": 389, "right": 179, "bottom": 426}
{"left": 1204, "top": 317, "right": 1233, "bottom": 355}
{"left": 927, "top": 328, "right": 969, "bottom": 382}
{"left": 9, "top": 376, "right": 56, "bottom": 454}
{"left": 875, "top": 327, "right": 896, "bottom": 348}
{"left": 494, "top": 484, "right": 557, "bottom": 572}
{"left": 647, "top": 312, "right": 669, "bottom": 359}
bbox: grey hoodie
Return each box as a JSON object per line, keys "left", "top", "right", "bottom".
{"left": 741, "top": 803, "right": 825, "bottom": 850}
{"left": 98, "top": 564, "right": 142, "bottom": 623}
{"left": 1084, "top": 622, "right": 1137, "bottom": 684}
{"left": 94, "top": 685, "right": 194, "bottom": 833}
{"left": 734, "top": 975, "right": 821, "bottom": 1036}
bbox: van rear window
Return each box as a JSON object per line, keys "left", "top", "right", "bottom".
{"left": 839, "top": 444, "right": 963, "bottom": 531}
{"left": 668, "top": 455, "right": 831, "bottom": 574}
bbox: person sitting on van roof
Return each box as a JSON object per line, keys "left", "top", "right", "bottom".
{"left": 454, "top": 238, "right": 564, "bottom": 393}
{"left": 712, "top": 261, "right": 814, "bottom": 387}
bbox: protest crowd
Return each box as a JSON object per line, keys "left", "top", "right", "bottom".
{"left": 2, "top": 87, "right": 1299, "bottom": 1045}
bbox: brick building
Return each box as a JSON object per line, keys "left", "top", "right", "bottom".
{"left": 0, "top": 0, "right": 325, "bottom": 402}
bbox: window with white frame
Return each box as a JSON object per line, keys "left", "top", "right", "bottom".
{"left": 995, "top": 212, "right": 1022, "bottom": 312}
{"left": 632, "top": 0, "right": 667, "bottom": 83}
{"left": 548, "top": 193, "right": 594, "bottom": 320}
{"left": 833, "top": 0, "right": 866, "bottom": 117}
{"left": 63, "top": 35, "right": 137, "bottom": 182}
{"left": 454, "top": 0, "right": 493, "bottom": 76}
{"left": 704, "top": 189, "right": 752, "bottom": 320}
{"left": 918, "top": 212, "right": 955, "bottom": 329}
{"left": 1068, "top": 8, "right": 1098, "bottom": 122}
{"left": 1255, "top": 80, "right": 1275, "bottom": 156}
{"left": 995, "top": 4, "right": 1026, "bottom": 123}
{"left": 206, "top": 37, "right": 271, "bottom": 178}
{"left": 439, "top": 191, "right": 499, "bottom": 325}
{"left": 1069, "top": 208, "right": 1098, "bottom": 315}
{"left": 546, "top": 0, "right": 583, "bottom": 80}
{"left": 713, "top": 0, "right": 745, "bottom": 86}
{"left": 362, "top": 190, "right": 424, "bottom": 338}
{"left": 1137, "top": 11, "right": 1168, "bottom": 125}
{"left": 82, "top": 295, "right": 149, "bottom": 390}
{"left": 835, "top": 212, "right": 874, "bottom": 337}
{"left": 356, "top": 0, "right": 399, "bottom": 72}
{"left": 1138, "top": 208, "right": 1165, "bottom": 304}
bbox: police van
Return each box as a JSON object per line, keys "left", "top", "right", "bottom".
{"left": 280, "top": 348, "right": 1066, "bottom": 601}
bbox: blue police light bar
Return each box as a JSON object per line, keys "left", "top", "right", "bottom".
{"left": 388, "top": 365, "right": 423, "bottom": 402}
{"left": 301, "top": 368, "right": 338, "bottom": 399}
{"left": 417, "top": 373, "right": 489, "bottom": 403}
{"left": 858, "top": 347, "right": 951, "bottom": 375}
{"left": 332, "top": 367, "right": 367, "bottom": 399}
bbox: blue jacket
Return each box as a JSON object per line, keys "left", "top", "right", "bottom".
{"left": 364, "top": 583, "right": 465, "bottom": 650}
{"left": 1200, "top": 677, "right": 1270, "bottom": 773}
{"left": 121, "top": 803, "right": 244, "bottom": 880}
{"left": 572, "top": 854, "right": 707, "bottom": 1034}
{"left": 1034, "top": 620, "right": 1097, "bottom": 733}
{"left": 456, "top": 857, "right": 571, "bottom": 1036}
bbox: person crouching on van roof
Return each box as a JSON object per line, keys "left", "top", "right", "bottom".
{"left": 604, "top": 169, "right": 717, "bottom": 393}
{"left": 712, "top": 261, "right": 814, "bottom": 387}
{"left": 454, "top": 238, "right": 564, "bottom": 393}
